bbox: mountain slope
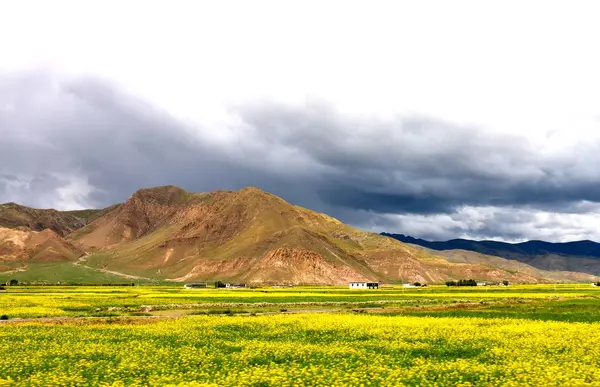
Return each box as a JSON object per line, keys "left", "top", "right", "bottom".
{"left": 0, "top": 227, "right": 83, "bottom": 272}
{"left": 409, "top": 245, "right": 599, "bottom": 283}
{"left": 63, "top": 186, "right": 597, "bottom": 284}
{"left": 4, "top": 187, "right": 600, "bottom": 284}
{"left": 0, "top": 202, "right": 119, "bottom": 237}
{"left": 69, "top": 186, "right": 388, "bottom": 284}
{"left": 382, "top": 233, "right": 600, "bottom": 276}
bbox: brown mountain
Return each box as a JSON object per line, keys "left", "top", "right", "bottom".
{"left": 2, "top": 186, "right": 599, "bottom": 284}
{"left": 60, "top": 185, "right": 599, "bottom": 284}
{"left": 0, "top": 227, "right": 83, "bottom": 272}
{"left": 0, "top": 202, "right": 118, "bottom": 237}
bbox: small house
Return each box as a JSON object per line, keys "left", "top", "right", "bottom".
{"left": 402, "top": 283, "right": 417, "bottom": 288}
{"left": 184, "top": 282, "right": 208, "bottom": 289}
{"left": 349, "top": 282, "right": 379, "bottom": 289}
{"left": 476, "top": 282, "right": 488, "bottom": 286}
{"left": 226, "top": 283, "right": 246, "bottom": 288}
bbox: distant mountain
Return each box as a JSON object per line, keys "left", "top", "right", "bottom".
{"left": 0, "top": 202, "right": 119, "bottom": 237}
{"left": 381, "top": 233, "right": 600, "bottom": 276}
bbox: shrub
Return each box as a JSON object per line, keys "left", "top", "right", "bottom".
{"left": 446, "top": 279, "right": 477, "bottom": 287}
{"left": 0, "top": 315, "right": 8, "bottom": 320}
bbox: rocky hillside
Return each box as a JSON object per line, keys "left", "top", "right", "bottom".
{"left": 2, "top": 186, "right": 600, "bottom": 284}
{"left": 0, "top": 227, "right": 83, "bottom": 272}
{"left": 0, "top": 202, "right": 118, "bottom": 237}
{"left": 63, "top": 186, "right": 599, "bottom": 284}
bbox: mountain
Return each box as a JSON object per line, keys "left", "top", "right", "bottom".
{"left": 382, "top": 233, "right": 600, "bottom": 276}
{"left": 61, "top": 186, "right": 596, "bottom": 284}
{"left": 0, "top": 202, "right": 119, "bottom": 237}
{"left": 2, "top": 186, "right": 599, "bottom": 284}
{"left": 0, "top": 227, "right": 83, "bottom": 272}
{"left": 67, "top": 186, "right": 402, "bottom": 284}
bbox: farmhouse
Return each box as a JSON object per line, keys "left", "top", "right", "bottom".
{"left": 476, "top": 282, "right": 489, "bottom": 286}
{"left": 226, "top": 283, "right": 246, "bottom": 288}
{"left": 349, "top": 282, "right": 379, "bottom": 289}
{"left": 402, "top": 283, "right": 417, "bottom": 288}
{"left": 184, "top": 283, "right": 208, "bottom": 289}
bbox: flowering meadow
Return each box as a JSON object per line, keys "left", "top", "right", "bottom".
{"left": 1, "top": 285, "right": 600, "bottom": 386}
{"left": 1, "top": 284, "right": 597, "bottom": 319}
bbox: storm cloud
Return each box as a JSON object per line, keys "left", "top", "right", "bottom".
{"left": 2, "top": 70, "right": 600, "bottom": 242}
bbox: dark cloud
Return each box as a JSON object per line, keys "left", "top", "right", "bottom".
{"left": 2, "top": 70, "right": 600, "bottom": 241}
{"left": 0, "top": 70, "right": 287, "bottom": 208}
{"left": 235, "top": 102, "right": 600, "bottom": 216}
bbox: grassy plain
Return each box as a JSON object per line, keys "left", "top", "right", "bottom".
{"left": 1, "top": 285, "right": 600, "bottom": 386}
{"left": 0, "top": 262, "right": 139, "bottom": 285}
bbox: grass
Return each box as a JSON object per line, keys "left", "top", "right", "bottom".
{"left": 0, "top": 262, "right": 137, "bottom": 284}
{"left": 397, "top": 296, "right": 600, "bottom": 323}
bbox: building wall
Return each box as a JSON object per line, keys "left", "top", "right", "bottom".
{"left": 349, "top": 282, "right": 378, "bottom": 289}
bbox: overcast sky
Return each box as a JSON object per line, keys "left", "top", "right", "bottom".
{"left": 2, "top": 1, "right": 600, "bottom": 242}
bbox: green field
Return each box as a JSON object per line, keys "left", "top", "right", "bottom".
{"left": 0, "top": 262, "right": 142, "bottom": 285}
{"left": 2, "top": 285, "right": 600, "bottom": 385}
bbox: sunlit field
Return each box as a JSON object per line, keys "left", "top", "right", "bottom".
{"left": 2, "top": 285, "right": 600, "bottom": 386}
{"left": 2, "top": 284, "right": 599, "bottom": 319}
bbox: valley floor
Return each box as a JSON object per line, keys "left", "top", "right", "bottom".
{"left": 1, "top": 285, "right": 600, "bottom": 386}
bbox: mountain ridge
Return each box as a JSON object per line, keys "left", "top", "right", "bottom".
{"left": 0, "top": 202, "right": 120, "bottom": 237}
{"left": 2, "top": 186, "right": 600, "bottom": 284}
{"left": 381, "top": 233, "right": 600, "bottom": 276}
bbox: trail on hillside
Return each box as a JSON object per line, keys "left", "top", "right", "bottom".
{"left": 0, "top": 266, "right": 27, "bottom": 275}
{"left": 73, "top": 254, "right": 151, "bottom": 280}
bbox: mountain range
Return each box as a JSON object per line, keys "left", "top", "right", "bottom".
{"left": 1, "top": 186, "right": 599, "bottom": 284}
{"left": 382, "top": 233, "right": 600, "bottom": 277}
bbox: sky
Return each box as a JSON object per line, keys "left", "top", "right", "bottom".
{"left": 2, "top": 0, "right": 600, "bottom": 242}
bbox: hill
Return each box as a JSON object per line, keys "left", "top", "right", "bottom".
{"left": 62, "top": 186, "right": 597, "bottom": 284}
{"left": 382, "top": 233, "right": 600, "bottom": 276}
{"left": 2, "top": 186, "right": 600, "bottom": 284}
{"left": 0, "top": 202, "right": 119, "bottom": 237}
{"left": 0, "top": 227, "right": 83, "bottom": 272}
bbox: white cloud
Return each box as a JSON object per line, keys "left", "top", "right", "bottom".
{"left": 2, "top": 1, "right": 600, "bottom": 134}
{"left": 2, "top": 2, "right": 600, "bottom": 241}
{"left": 0, "top": 173, "right": 92, "bottom": 210}
{"left": 376, "top": 205, "right": 600, "bottom": 243}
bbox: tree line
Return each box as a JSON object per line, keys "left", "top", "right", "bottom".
{"left": 445, "top": 279, "right": 509, "bottom": 286}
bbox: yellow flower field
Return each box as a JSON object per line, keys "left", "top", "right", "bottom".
{"left": 2, "top": 285, "right": 600, "bottom": 385}
{"left": 1, "top": 284, "right": 597, "bottom": 319}
{"left": 1, "top": 313, "right": 600, "bottom": 386}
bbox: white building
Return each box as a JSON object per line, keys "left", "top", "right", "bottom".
{"left": 403, "top": 283, "right": 417, "bottom": 288}
{"left": 225, "top": 283, "right": 246, "bottom": 288}
{"left": 476, "top": 282, "right": 488, "bottom": 286}
{"left": 349, "top": 282, "right": 379, "bottom": 289}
